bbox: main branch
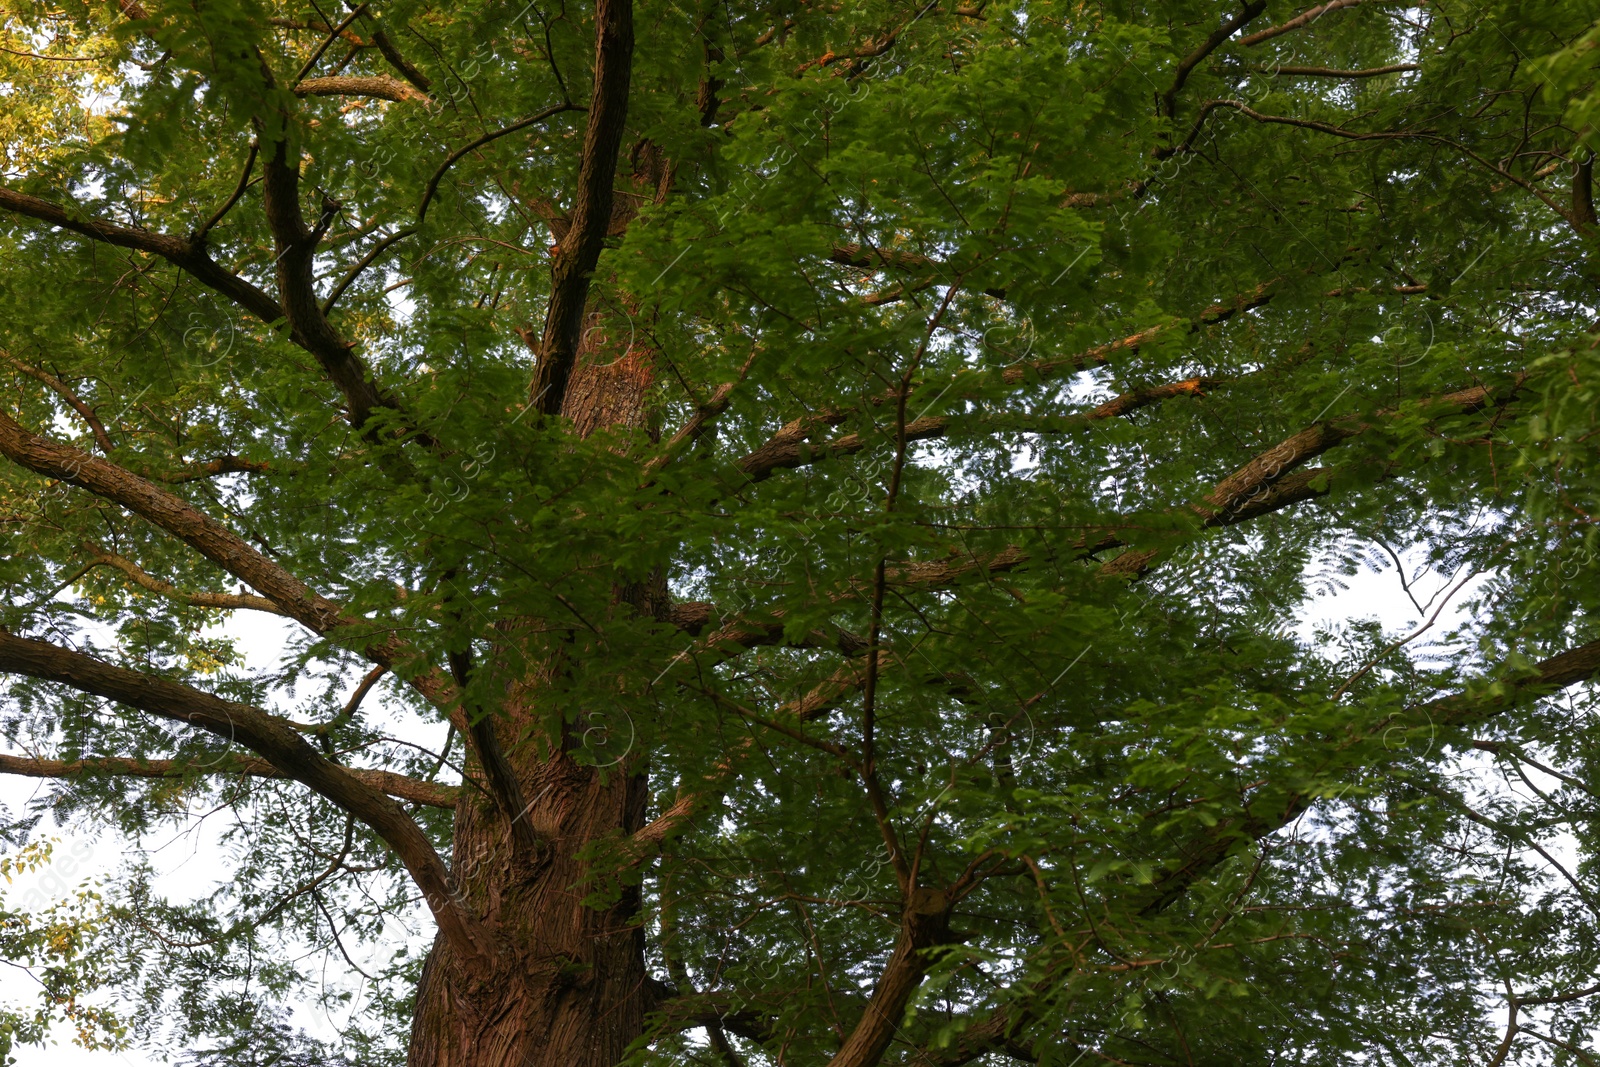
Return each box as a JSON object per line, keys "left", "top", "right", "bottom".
{"left": 529, "top": 0, "right": 634, "bottom": 415}
{"left": 0, "top": 629, "right": 489, "bottom": 962}
{"left": 0, "top": 410, "right": 453, "bottom": 705}
{"left": 0, "top": 752, "right": 458, "bottom": 807}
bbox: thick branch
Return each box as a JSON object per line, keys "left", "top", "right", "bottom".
{"left": 294, "top": 74, "right": 431, "bottom": 103}
{"left": 643, "top": 376, "right": 747, "bottom": 479}
{"left": 1160, "top": 2, "right": 1267, "bottom": 118}
{"left": 830, "top": 243, "right": 940, "bottom": 272}
{"left": 0, "top": 752, "right": 458, "bottom": 807}
{"left": 0, "top": 412, "right": 449, "bottom": 701}
{"left": 367, "top": 25, "right": 431, "bottom": 91}
{"left": 831, "top": 887, "right": 955, "bottom": 1067}
{"left": 910, "top": 1005, "right": 1039, "bottom": 1065}
{"left": 1576, "top": 152, "right": 1597, "bottom": 230}
{"left": 1238, "top": 0, "right": 1399, "bottom": 47}
{"left": 0, "top": 628, "right": 489, "bottom": 962}
{"left": 153, "top": 453, "right": 273, "bottom": 483}
{"left": 698, "top": 613, "right": 871, "bottom": 659}
{"left": 1267, "top": 63, "right": 1417, "bottom": 78}
{"left": 258, "top": 139, "right": 392, "bottom": 428}
{"left": 0, "top": 186, "right": 284, "bottom": 324}
{"left": 529, "top": 0, "right": 634, "bottom": 414}
{"left": 647, "top": 982, "right": 779, "bottom": 1043}
{"left": 0, "top": 410, "right": 340, "bottom": 628}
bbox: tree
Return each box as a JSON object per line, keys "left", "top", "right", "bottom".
{"left": 1, "top": 0, "right": 1599, "bottom": 1062}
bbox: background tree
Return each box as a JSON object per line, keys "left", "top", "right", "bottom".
{"left": 1, "top": 0, "right": 1600, "bottom": 1064}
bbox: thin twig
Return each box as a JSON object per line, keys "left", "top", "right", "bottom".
{"left": 417, "top": 103, "right": 583, "bottom": 222}
{"left": 293, "top": 3, "right": 369, "bottom": 85}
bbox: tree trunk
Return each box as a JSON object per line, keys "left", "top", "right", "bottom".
{"left": 405, "top": 749, "right": 650, "bottom": 1067}
{"left": 408, "top": 306, "right": 661, "bottom": 1066}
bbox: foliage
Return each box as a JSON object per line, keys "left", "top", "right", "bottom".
{"left": 0, "top": 841, "right": 123, "bottom": 1063}
{"left": 0, "top": 0, "right": 1598, "bottom": 1063}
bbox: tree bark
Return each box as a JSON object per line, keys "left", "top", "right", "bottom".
{"left": 408, "top": 161, "right": 665, "bottom": 1064}
{"left": 405, "top": 748, "right": 650, "bottom": 1067}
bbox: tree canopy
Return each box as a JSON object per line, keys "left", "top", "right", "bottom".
{"left": 2, "top": 0, "right": 1600, "bottom": 1064}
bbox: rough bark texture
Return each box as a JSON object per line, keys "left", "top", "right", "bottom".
{"left": 408, "top": 209, "right": 662, "bottom": 1067}
{"left": 406, "top": 5, "right": 678, "bottom": 1048}
{"left": 405, "top": 748, "right": 650, "bottom": 1067}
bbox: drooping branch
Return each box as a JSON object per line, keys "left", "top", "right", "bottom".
{"left": 1163, "top": 98, "right": 1419, "bottom": 159}
{"left": 0, "top": 751, "right": 459, "bottom": 807}
{"left": 1168, "top": 103, "right": 1587, "bottom": 235}
{"left": 417, "top": 103, "right": 584, "bottom": 223}
{"left": 3, "top": 351, "right": 114, "bottom": 452}
{"left": 0, "top": 185, "right": 407, "bottom": 427}
{"left": 289, "top": 3, "right": 370, "bottom": 86}
{"left": 998, "top": 281, "right": 1273, "bottom": 389}
{"left": 0, "top": 628, "right": 490, "bottom": 962}
{"left": 1097, "top": 382, "right": 1510, "bottom": 577}
{"left": 629, "top": 662, "right": 866, "bottom": 858}
{"left": 529, "top": 0, "right": 635, "bottom": 415}
{"left": 0, "top": 186, "right": 285, "bottom": 324}
{"left": 793, "top": 0, "right": 941, "bottom": 77}
{"left": 886, "top": 380, "right": 1515, "bottom": 590}
{"left": 731, "top": 280, "right": 1279, "bottom": 483}
{"left": 735, "top": 377, "right": 1218, "bottom": 481}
